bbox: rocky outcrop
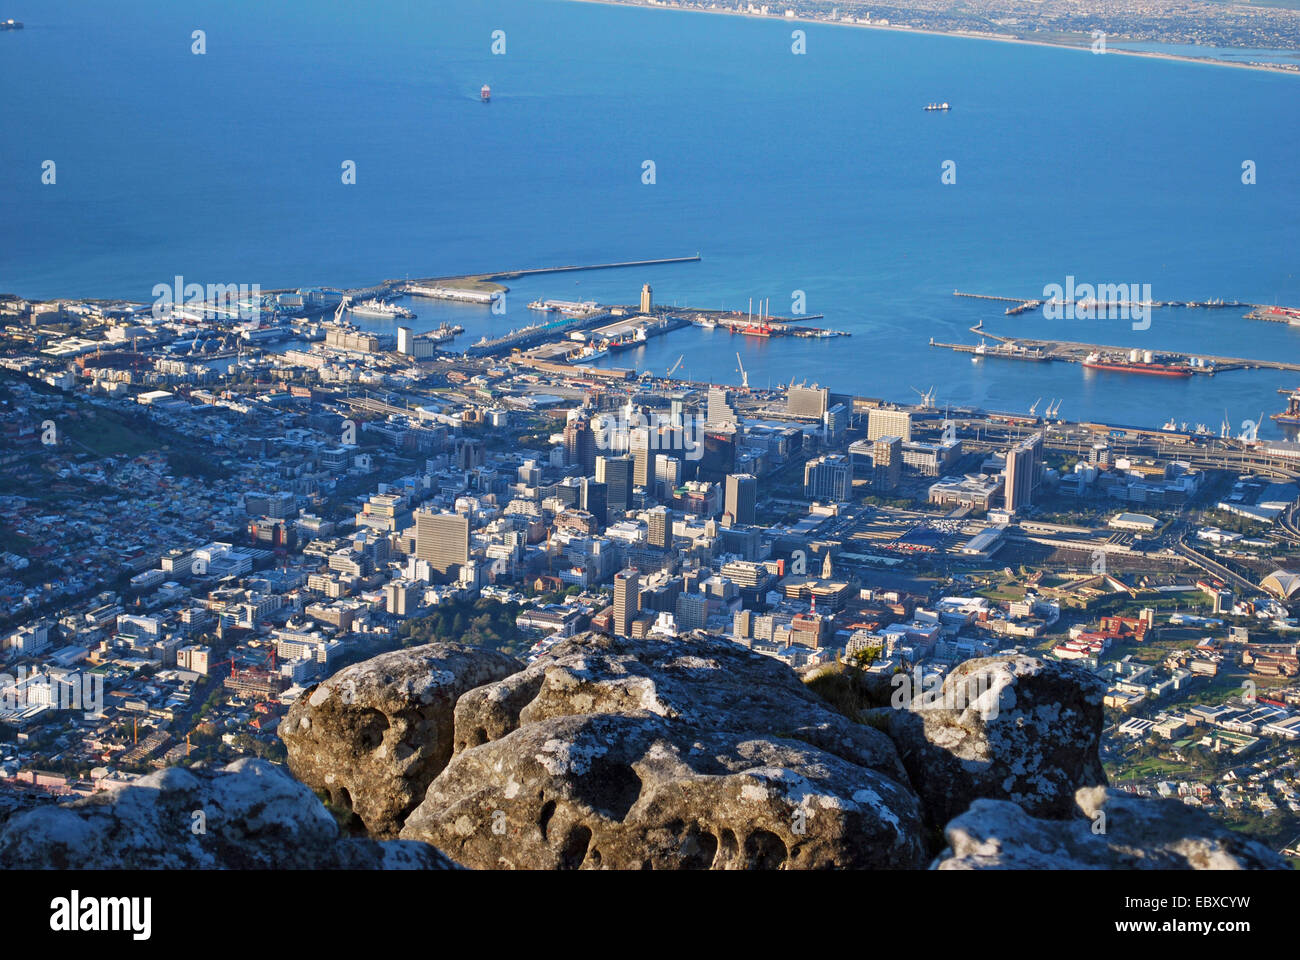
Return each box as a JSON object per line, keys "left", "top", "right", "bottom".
{"left": 279, "top": 643, "right": 521, "bottom": 836}
{"left": 400, "top": 632, "right": 928, "bottom": 868}
{"left": 0, "top": 759, "right": 455, "bottom": 869}
{"left": 244, "top": 634, "right": 1284, "bottom": 871}
{"left": 887, "top": 654, "right": 1108, "bottom": 826}
{"left": 935, "top": 786, "right": 1288, "bottom": 870}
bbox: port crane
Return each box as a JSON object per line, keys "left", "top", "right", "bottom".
{"left": 333, "top": 296, "right": 352, "bottom": 323}
{"left": 1044, "top": 399, "right": 1062, "bottom": 421}
{"left": 911, "top": 386, "right": 937, "bottom": 410}
{"left": 1028, "top": 397, "right": 1042, "bottom": 417}
{"left": 666, "top": 355, "right": 684, "bottom": 378}
{"left": 735, "top": 353, "right": 749, "bottom": 391}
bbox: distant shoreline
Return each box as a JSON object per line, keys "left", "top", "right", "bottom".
{"left": 567, "top": 0, "right": 1300, "bottom": 77}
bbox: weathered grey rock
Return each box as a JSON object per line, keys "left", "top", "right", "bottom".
{"left": 935, "top": 786, "right": 1288, "bottom": 870}
{"left": 887, "top": 654, "right": 1107, "bottom": 825}
{"left": 401, "top": 632, "right": 925, "bottom": 868}
{"left": 0, "top": 759, "right": 455, "bottom": 869}
{"left": 402, "top": 712, "right": 927, "bottom": 869}
{"left": 279, "top": 643, "right": 521, "bottom": 836}
{"left": 453, "top": 631, "right": 906, "bottom": 781}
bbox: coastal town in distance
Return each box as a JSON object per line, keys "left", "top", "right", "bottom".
{"left": 2, "top": 0, "right": 1300, "bottom": 895}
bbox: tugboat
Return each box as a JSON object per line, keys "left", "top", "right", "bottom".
{"left": 480, "top": 84, "right": 491, "bottom": 102}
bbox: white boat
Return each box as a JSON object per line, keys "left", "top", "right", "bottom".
{"left": 349, "top": 298, "right": 416, "bottom": 320}
{"left": 572, "top": 346, "right": 608, "bottom": 364}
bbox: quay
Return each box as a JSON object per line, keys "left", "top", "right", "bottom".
{"left": 955, "top": 290, "right": 1254, "bottom": 311}
{"left": 930, "top": 324, "right": 1300, "bottom": 375}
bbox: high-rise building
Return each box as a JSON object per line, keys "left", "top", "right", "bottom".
{"left": 655, "top": 456, "right": 681, "bottom": 501}
{"left": 595, "top": 454, "right": 633, "bottom": 520}
{"left": 675, "top": 592, "right": 707, "bottom": 632}
{"left": 698, "top": 429, "right": 737, "bottom": 483}
{"left": 787, "top": 384, "right": 829, "bottom": 419}
{"left": 613, "top": 568, "right": 640, "bottom": 637}
{"left": 867, "top": 408, "right": 913, "bottom": 442}
{"left": 804, "top": 454, "right": 852, "bottom": 502}
{"left": 1003, "top": 433, "right": 1044, "bottom": 513}
{"left": 724, "top": 473, "right": 757, "bottom": 525}
{"left": 647, "top": 506, "right": 670, "bottom": 548}
{"left": 455, "top": 438, "right": 484, "bottom": 470}
{"left": 384, "top": 579, "right": 420, "bottom": 617}
{"left": 640, "top": 284, "right": 653, "bottom": 314}
{"left": 706, "top": 387, "right": 738, "bottom": 428}
{"left": 823, "top": 402, "right": 848, "bottom": 441}
{"left": 580, "top": 478, "right": 607, "bottom": 526}
{"left": 872, "top": 435, "right": 902, "bottom": 491}
{"left": 564, "top": 416, "right": 596, "bottom": 474}
{"left": 629, "top": 426, "right": 655, "bottom": 487}
{"left": 413, "top": 509, "right": 469, "bottom": 574}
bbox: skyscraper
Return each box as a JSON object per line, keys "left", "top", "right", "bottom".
{"left": 872, "top": 435, "right": 902, "bottom": 492}
{"left": 647, "top": 505, "right": 670, "bottom": 548}
{"left": 706, "top": 387, "right": 738, "bottom": 428}
{"left": 413, "top": 509, "right": 470, "bottom": 575}
{"left": 655, "top": 456, "right": 682, "bottom": 501}
{"left": 564, "top": 416, "right": 596, "bottom": 473}
{"left": 580, "top": 478, "right": 607, "bottom": 526}
{"left": 724, "top": 473, "right": 757, "bottom": 525}
{"left": 1003, "top": 433, "right": 1043, "bottom": 513}
{"left": 613, "top": 568, "right": 640, "bottom": 637}
{"left": 595, "top": 454, "right": 633, "bottom": 520}
{"left": 629, "top": 426, "right": 655, "bottom": 487}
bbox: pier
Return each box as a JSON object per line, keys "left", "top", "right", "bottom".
{"left": 931, "top": 323, "right": 1300, "bottom": 374}
{"left": 476, "top": 254, "right": 701, "bottom": 282}
{"left": 954, "top": 290, "right": 1255, "bottom": 311}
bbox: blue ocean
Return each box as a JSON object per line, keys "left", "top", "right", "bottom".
{"left": 2, "top": 0, "right": 1298, "bottom": 434}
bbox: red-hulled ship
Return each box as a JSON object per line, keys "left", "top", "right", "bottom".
{"left": 480, "top": 84, "right": 491, "bottom": 102}
{"left": 1082, "top": 351, "right": 1192, "bottom": 377}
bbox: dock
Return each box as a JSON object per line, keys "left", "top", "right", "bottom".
{"left": 931, "top": 324, "right": 1300, "bottom": 374}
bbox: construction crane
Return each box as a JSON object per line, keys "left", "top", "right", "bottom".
{"left": 735, "top": 352, "right": 749, "bottom": 391}
{"left": 666, "top": 354, "right": 684, "bottom": 378}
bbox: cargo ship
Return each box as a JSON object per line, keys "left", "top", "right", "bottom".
{"left": 1, "top": 19, "right": 22, "bottom": 30}
{"left": 1272, "top": 388, "right": 1300, "bottom": 426}
{"left": 1082, "top": 350, "right": 1192, "bottom": 377}
{"left": 349, "top": 298, "right": 416, "bottom": 320}
{"left": 481, "top": 84, "right": 491, "bottom": 102}
{"left": 924, "top": 102, "right": 951, "bottom": 111}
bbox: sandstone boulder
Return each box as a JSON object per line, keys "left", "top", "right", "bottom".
{"left": 887, "top": 654, "right": 1107, "bottom": 825}
{"left": 0, "top": 758, "right": 454, "bottom": 869}
{"left": 279, "top": 643, "right": 521, "bottom": 836}
{"left": 453, "top": 631, "right": 905, "bottom": 780}
{"left": 402, "top": 712, "right": 927, "bottom": 869}
{"left": 935, "top": 786, "right": 1288, "bottom": 870}
{"left": 400, "top": 632, "right": 926, "bottom": 868}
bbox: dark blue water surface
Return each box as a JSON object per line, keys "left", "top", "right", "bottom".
{"left": 2, "top": 0, "right": 1298, "bottom": 434}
